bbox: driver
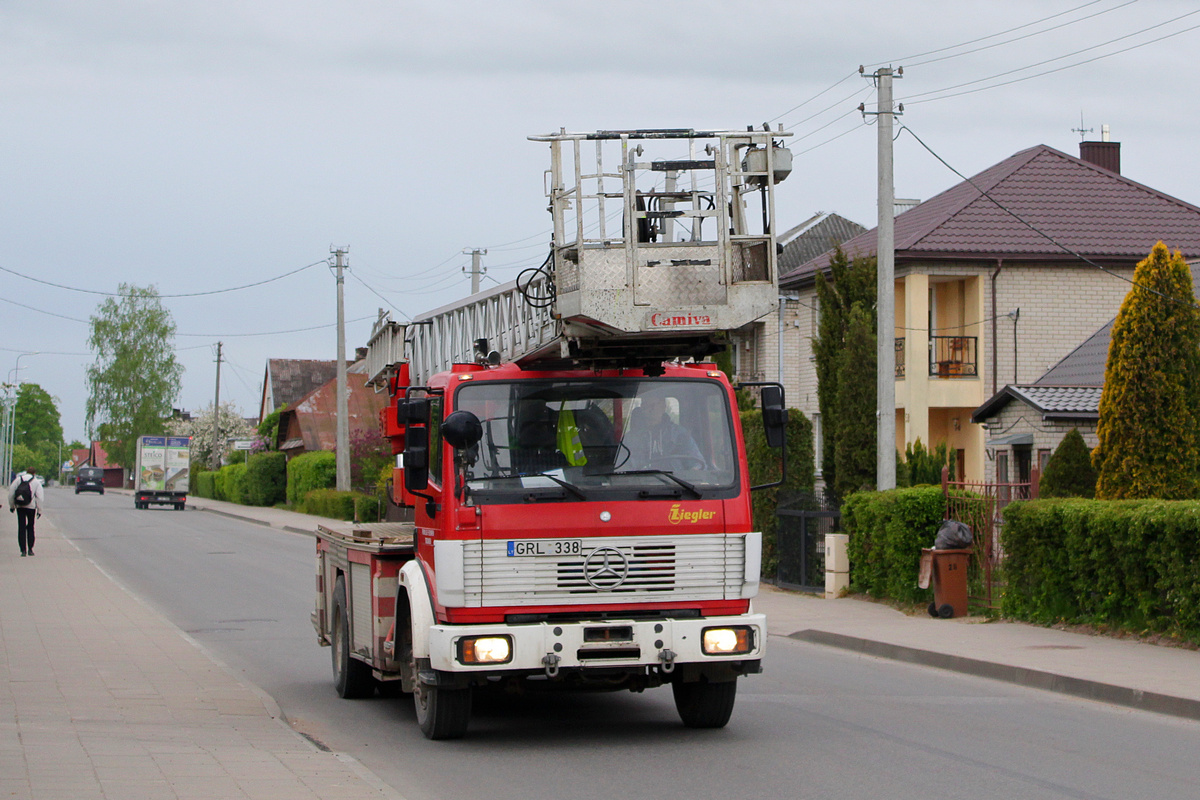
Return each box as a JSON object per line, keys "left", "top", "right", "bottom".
{"left": 625, "top": 394, "right": 704, "bottom": 470}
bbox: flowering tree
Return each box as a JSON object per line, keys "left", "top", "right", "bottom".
{"left": 168, "top": 402, "right": 256, "bottom": 469}
{"left": 349, "top": 425, "right": 392, "bottom": 492}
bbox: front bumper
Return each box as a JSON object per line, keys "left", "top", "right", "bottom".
{"left": 427, "top": 613, "right": 765, "bottom": 675}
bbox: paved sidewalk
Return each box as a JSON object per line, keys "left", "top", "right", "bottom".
{"left": 0, "top": 503, "right": 402, "bottom": 800}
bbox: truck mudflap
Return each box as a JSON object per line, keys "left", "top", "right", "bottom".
{"left": 425, "top": 613, "right": 765, "bottom": 676}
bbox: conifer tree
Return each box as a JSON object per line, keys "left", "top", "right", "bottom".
{"left": 813, "top": 247, "right": 876, "bottom": 503}
{"left": 1039, "top": 428, "right": 1096, "bottom": 498}
{"left": 1092, "top": 242, "right": 1200, "bottom": 499}
{"left": 832, "top": 303, "right": 877, "bottom": 499}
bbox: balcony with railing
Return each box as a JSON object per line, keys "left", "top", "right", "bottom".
{"left": 929, "top": 335, "right": 977, "bottom": 378}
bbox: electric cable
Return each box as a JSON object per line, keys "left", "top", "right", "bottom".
{"left": 0, "top": 260, "right": 327, "bottom": 298}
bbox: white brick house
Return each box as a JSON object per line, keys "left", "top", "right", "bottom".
{"left": 745, "top": 140, "right": 1200, "bottom": 485}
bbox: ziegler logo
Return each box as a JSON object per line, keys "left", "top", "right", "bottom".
{"left": 648, "top": 312, "right": 713, "bottom": 328}
{"left": 669, "top": 504, "right": 717, "bottom": 524}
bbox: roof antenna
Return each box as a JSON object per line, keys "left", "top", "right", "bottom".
{"left": 1072, "top": 112, "right": 1093, "bottom": 142}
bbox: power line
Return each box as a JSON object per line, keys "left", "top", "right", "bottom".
{"left": 0, "top": 260, "right": 327, "bottom": 298}
{"left": 903, "top": 0, "right": 1139, "bottom": 69}
{"left": 903, "top": 11, "right": 1200, "bottom": 106}
{"left": 867, "top": 0, "right": 1119, "bottom": 68}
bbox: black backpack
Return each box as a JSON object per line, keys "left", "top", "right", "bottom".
{"left": 13, "top": 476, "right": 32, "bottom": 506}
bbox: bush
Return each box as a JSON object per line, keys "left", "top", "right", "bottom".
{"left": 1039, "top": 428, "right": 1095, "bottom": 498}
{"left": 194, "top": 470, "right": 217, "bottom": 499}
{"left": 287, "top": 450, "right": 337, "bottom": 505}
{"left": 742, "top": 406, "right": 815, "bottom": 578}
{"left": 903, "top": 439, "right": 956, "bottom": 486}
{"left": 355, "top": 492, "right": 385, "bottom": 522}
{"left": 245, "top": 451, "right": 287, "bottom": 506}
{"left": 214, "top": 463, "right": 248, "bottom": 504}
{"left": 842, "top": 485, "right": 945, "bottom": 604}
{"left": 1001, "top": 498, "right": 1200, "bottom": 641}
{"left": 301, "top": 488, "right": 357, "bottom": 520}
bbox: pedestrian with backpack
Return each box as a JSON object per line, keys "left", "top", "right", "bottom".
{"left": 8, "top": 467, "right": 44, "bottom": 557}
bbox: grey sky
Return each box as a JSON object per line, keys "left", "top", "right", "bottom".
{"left": 2, "top": 0, "right": 1197, "bottom": 444}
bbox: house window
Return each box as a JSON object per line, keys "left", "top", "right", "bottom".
{"left": 1038, "top": 448, "right": 1052, "bottom": 474}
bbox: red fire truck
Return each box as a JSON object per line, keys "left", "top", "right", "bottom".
{"left": 313, "top": 126, "right": 793, "bottom": 739}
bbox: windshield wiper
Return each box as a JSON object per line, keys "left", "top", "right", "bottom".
{"left": 605, "top": 469, "right": 703, "bottom": 499}
{"left": 537, "top": 472, "right": 588, "bottom": 500}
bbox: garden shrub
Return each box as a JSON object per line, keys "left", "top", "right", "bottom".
{"left": 301, "top": 488, "right": 357, "bottom": 520}
{"left": 214, "top": 463, "right": 248, "bottom": 504}
{"left": 1001, "top": 498, "right": 1200, "bottom": 642}
{"left": 287, "top": 450, "right": 337, "bottom": 505}
{"left": 841, "top": 485, "right": 945, "bottom": 604}
{"left": 1038, "top": 428, "right": 1096, "bottom": 498}
{"left": 194, "top": 470, "right": 216, "bottom": 499}
{"left": 245, "top": 451, "right": 287, "bottom": 506}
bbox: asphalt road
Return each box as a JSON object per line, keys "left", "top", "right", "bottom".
{"left": 52, "top": 487, "right": 1200, "bottom": 800}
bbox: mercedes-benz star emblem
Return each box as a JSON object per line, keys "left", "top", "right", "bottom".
{"left": 583, "top": 546, "right": 630, "bottom": 590}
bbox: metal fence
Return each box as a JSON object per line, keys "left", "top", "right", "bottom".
{"left": 941, "top": 465, "right": 1037, "bottom": 610}
{"left": 775, "top": 507, "right": 840, "bottom": 592}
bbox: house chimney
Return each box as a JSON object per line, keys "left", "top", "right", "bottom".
{"left": 1080, "top": 125, "right": 1120, "bottom": 174}
{"left": 354, "top": 346, "right": 368, "bottom": 362}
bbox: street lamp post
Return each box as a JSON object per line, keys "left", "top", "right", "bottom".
{"left": 2, "top": 353, "right": 38, "bottom": 483}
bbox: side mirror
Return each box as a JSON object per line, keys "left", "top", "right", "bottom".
{"left": 760, "top": 384, "right": 787, "bottom": 449}
{"left": 397, "top": 396, "right": 430, "bottom": 427}
{"left": 441, "top": 410, "right": 483, "bottom": 450}
{"left": 404, "top": 425, "right": 430, "bottom": 492}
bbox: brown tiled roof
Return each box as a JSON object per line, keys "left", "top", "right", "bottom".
{"left": 782, "top": 144, "right": 1200, "bottom": 288}
{"left": 265, "top": 359, "right": 339, "bottom": 413}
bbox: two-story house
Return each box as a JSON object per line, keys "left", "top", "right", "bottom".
{"left": 749, "top": 138, "right": 1200, "bottom": 484}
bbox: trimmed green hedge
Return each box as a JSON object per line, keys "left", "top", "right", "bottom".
{"left": 300, "top": 488, "right": 381, "bottom": 520}
{"left": 742, "top": 407, "right": 815, "bottom": 578}
{"left": 214, "top": 463, "right": 248, "bottom": 504}
{"left": 194, "top": 470, "right": 217, "bottom": 499}
{"left": 1001, "top": 498, "right": 1200, "bottom": 641}
{"left": 842, "top": 485, "right": 944, "bottom": 604}
{"left": 287, "top": 450, "right": 337, "bottom": 505}
{"left": 245, "top": 451, "right": 287, "bottom": 506}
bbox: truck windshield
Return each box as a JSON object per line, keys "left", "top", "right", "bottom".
{"left": 453, "top": 377, "right": 738, "bottom": 503}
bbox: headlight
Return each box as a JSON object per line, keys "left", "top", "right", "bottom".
{"left": 701, "top": 626, "right": 754, "bottom": 656}
{"left": 458, "top": 635, "right": 513, "bottom": 664}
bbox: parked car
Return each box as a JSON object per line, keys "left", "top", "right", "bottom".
{"left": 75, "top": 467, "right": 105, "bottom": 494}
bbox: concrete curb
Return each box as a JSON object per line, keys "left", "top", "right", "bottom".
{"left": 790, "top": 629, "right": 1200, "bottom": 722}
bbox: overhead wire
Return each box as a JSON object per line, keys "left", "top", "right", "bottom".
{"left": 0, "top": 259, "right": 327, "bottom": 298}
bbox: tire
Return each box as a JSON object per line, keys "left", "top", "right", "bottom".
{"left": 331, "top": 576, "right": 375, "bottom": 699}
{"left": 937, "top": 604, "right": 955, "bottom": 619}
{"left": 672, "top": 677, "right": 738, "bottom": 729}
{"left": 413, "top": 674, "right": 472, "bottom": 740}
{"left": 928, "top": 601, "right": 939, "bottom": 618}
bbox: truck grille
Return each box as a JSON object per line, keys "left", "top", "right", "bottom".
{"left": 462, "top": 534, "right": 746, "bottom": 607}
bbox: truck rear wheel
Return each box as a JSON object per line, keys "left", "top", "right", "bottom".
{"left": 414, "top": 677, "right": 472, "bottom": 740}
{"left": 331, "top": 576, "right": 375, "bottom": 699}
{"left": 672, "top": 677, "right": 738, "bottom": 728}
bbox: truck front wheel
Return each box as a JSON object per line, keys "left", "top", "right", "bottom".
{"left": 413, "top": 676, "right": 472, "bottom": 740}
{"left": 331, "top": 576, "right": 375, "bottom": 699}
{"left": 672, "top": 677, "right": 738, "bottom": 728}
